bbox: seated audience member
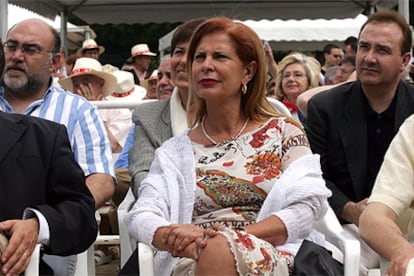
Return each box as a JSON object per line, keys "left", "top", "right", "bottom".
{"left": 0, "top": 111, "right": 98, "bottom": 275}
{"left": 59, "top": 58, "right": 132, "bottom": 153}
{"left": 114, "top": 56, "right": 176, "bottom": 203}
{"left": 1, "top": 19, "right": 114, "bottom": 209}
{"left": 0, "top": 38, "right": 96, "bottom": 275}
{"left": 274, "top": 52, "right": 321, "bottom": 121}
{"left": 126, "top": 43, "right": 157, "bottom": 85}
{"left": 324, "top": 66, "right": 340, "bottom": 85}
{"left": 125, "top": 17, "right": 331, "bottom": 276}
{"left": 344, "top": 36, "right": 358, "bottom": 57}
{"left": 156, "top": 57, "right": 174, "bottom": 99}
{"left": 128, "top": 18, "right": 203, "bottom": 197}
{"left": 305, "top": 11, "right": 414, "bottom": 274}
{"left": 336, "top": 56, "right": 356, "bottom": 83}
{"left": 360, "top": 114, "right": 414, "bottom": 276}
{"left": 106, "top": 70, "right": 146, "bottom": 104}
{"left": 76, "top": 38, "right": 105, "bottom": 60}
{"left": 141, "top": 70, "right": 158, "bottom": 100}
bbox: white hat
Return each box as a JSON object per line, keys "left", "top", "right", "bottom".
{"left": 58, "top": 57, "right": 117, "bottom": 98}
{"left": 148, "top": 69, "right": 158, "bottom": 81}
{"left": 76, "top": 39, "right": 105, "bottom": 56}
{"left": 128, "top": 43, "right": 156, "bottom": 62}
{"left": 106, "top": 70, "right": 146, "bottom": 102}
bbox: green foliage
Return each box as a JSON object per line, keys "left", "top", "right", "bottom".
{"left": 90, "top": 22, "right": 181, "bottom": 71}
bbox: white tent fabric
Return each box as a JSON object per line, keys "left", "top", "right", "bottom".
{"left": 159, "top": 14, "right": 367, "bottom": 55}
{"left": 4, "top": 4, "right": 96, "bottom": 51}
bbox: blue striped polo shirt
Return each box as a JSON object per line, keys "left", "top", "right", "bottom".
{"left": 0, "top": 81, "right": 115, "bottom": 177}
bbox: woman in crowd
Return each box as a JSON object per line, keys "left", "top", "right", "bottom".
{"left": 275, "top": 52, "right": 320, "bottom": 121}
{"left": 125, "top": 17, "right": 330, "bottom": 275}
{"left": 128, "top": 18, "right": 205, "bottom": 197}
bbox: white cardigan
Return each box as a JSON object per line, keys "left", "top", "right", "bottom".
{"left": 125, "top": 131, "right": 331, "bottom": 276}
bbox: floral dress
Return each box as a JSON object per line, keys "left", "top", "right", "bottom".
{"left": 189, "top": 117, "right": 311, "bottom": 275}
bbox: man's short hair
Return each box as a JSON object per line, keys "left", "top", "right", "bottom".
{"left": 323, "top": 43, "right": 341, "bottom": 54}
{"left": 339, "top": 56, "right": 356, "bottom": 68}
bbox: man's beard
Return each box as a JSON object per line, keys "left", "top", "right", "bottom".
{"left": 3, "top": 60, "right": 51, "bottom": 97}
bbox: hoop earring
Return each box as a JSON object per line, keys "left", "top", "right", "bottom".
{"left": 241, "top": 83, "right": 247, "bottom": 95}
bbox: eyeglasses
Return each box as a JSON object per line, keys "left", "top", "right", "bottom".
{"left": 333, "top": 54, "right": 343, "bottom": 59}
{"left": 3, "top": 42, "right": 53, "bottom": 57}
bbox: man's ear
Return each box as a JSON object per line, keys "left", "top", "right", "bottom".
{"left": 49, "top": 52, "right": 63, "bottom": 74}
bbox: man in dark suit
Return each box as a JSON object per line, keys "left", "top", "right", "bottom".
{"left": 305, "top": 11, "right": 414, "bottom": 274}
{"left": 0, "top": 39, "right": 97, "bottom": 275}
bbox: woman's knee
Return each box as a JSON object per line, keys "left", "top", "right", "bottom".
{"left": 196, "top": 234, "right": 237, "bottom": 275}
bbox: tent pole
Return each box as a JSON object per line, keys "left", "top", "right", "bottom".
{"left": 60, "top": 8, "right": 68, "bottom": 57}
{"left": 398, "top": 0, "right": 409, "bottom": 25}
{"left": 0, "top": 0, "right": 8, "bottom": 40}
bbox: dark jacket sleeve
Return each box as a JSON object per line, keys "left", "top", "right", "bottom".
{"left": 305, "top": 93, "right": 351, "bottom": 217}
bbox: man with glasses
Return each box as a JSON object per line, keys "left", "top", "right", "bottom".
{"left": 0, "top": 38, "right": 97, "bottom": 275}
{"left": 335, "top": 56, "right": 356, "bottom": 83}
{"left": 0, "top": 18, "right": 114, "bottom": 275}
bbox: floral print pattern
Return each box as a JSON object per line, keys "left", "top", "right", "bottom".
{"left": 190, "top": 117, "right": 308, "bottom": 275}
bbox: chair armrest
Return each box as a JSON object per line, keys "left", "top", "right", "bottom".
{"left": 118, "top": 188, "right": 137, "bottom": 267}
{"left": 138, "top": 242, "right": 154, "bottom": 276}
{"left": 314, "top": 207, "right": 360, "bottom": 276}
{"left": 25, "top": 244, "right": 41, "bottom": 275}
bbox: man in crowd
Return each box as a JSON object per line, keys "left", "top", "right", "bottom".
{"left": 0, "top": 37, "right": 97, "bottom": 275}
{"left": 360, "top": 113, "right": 414, "bottom": 276}
{"left": 59, "top": 57, "right": 132, "bottom": 153}
{"left": 321, "top": 43, "right": 343, "bottom": 76}
{"left": 126, "top": 43, "right": 156, "bottom": 85}
{"left": 76, "top": 38, "right": 105, "bottom": 60}
{"left": 114, "top": 56, "right": 175, "bottom": 204}
{"left": 305, "top": 11, "right": 414, "bottom": 274}
{"left": 1, "top": 18, "right": 115, "bottom": 274}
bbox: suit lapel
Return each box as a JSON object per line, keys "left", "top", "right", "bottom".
{"left": 0, "top": 113, "right": 27, "bottom": 165}
{"left": 339, "top": 83, "right": 367, "bottom": 198}
{"left": 159, "top": 100, "right": 172, "bottom": 141}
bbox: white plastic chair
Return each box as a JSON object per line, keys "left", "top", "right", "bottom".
{"left": 266, "top": 97, "right": 292, "bottom": 117}
{"left": 25, "top": 244, "right": 92, "bottom": 276}
{"left": 118, "top": 205, "right": 361, "bottom": 276}
{"left": 314, "top": 207, "right": 360, "bottom": 276}
{"left": 118, "top": 188, "right": 137, "bottom": 268}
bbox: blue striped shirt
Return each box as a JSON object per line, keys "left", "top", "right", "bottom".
{"left": 0, "top": 81, "right": 114, "bottom": 177}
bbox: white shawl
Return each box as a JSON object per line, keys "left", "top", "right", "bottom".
{"left": 125, "top": 131, "right": 331, "bottom": 276}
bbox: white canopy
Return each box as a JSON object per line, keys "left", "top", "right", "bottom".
{"left": 6, "top": 4, "right": 96, "bottom": 51}
{"left": 159, "top": 14, "right": 368, "bottom": 55}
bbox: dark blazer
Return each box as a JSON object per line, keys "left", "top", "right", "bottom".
{"left": 128, "top": 98, "right": 172, "bottom": 197}
{"left": 0, "top": 111, "right": 97, "bottom": 256}
{"left": 305, "top": 80, "right": 414, "bottom": 219}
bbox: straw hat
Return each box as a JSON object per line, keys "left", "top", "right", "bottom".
{"left": 127, "top": 43, "right": 156, "bottom": 62}
{"left": 59, "top": 57, "right": 117, "bottom": 98}
{"left": 106, "top": 70, "right": 146, "bottom": 102}
{"left": 76, "top": 38, "right": 105, "bottom": 56}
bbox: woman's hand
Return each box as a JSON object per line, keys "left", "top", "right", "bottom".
{"left": 162, "top": 224, "right": 204, "bottom": 257}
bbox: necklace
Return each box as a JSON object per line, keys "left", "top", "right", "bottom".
{"left": 201, "top": 117, "right": 249, "bottom": 146}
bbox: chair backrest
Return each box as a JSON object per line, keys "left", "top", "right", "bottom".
{"left": 314, "top": 206, "right": 361, "bottom": 276}
{"left": 118, "top": 188, "right": 137, "bottom": 267}
{"left": 266, "top": 97, "right": 292, "bottom": 117}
